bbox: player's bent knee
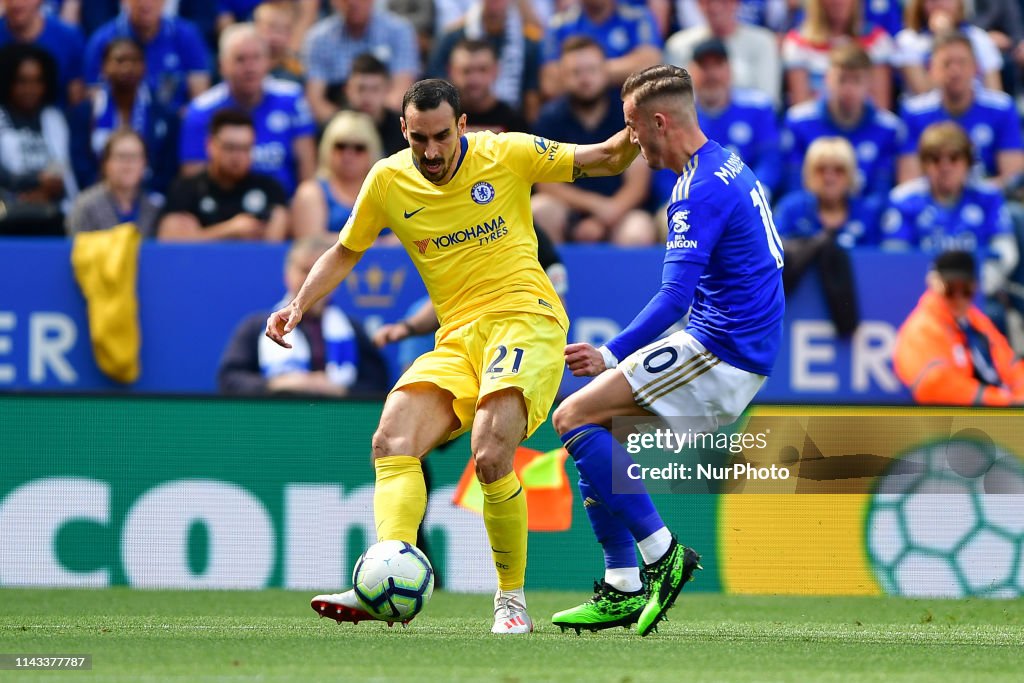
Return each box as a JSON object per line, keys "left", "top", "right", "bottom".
{"left": 552, "top": 398, "right": 586, "bottom": 437}
{"left": 371, "top": 427, "right": 423, "bottom": 461}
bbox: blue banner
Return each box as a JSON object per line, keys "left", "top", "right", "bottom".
{"left": 0, "top": 240, "right": 930, "bottom": 401}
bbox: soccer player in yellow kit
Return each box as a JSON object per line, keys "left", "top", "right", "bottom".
{"left": 265, "top": 79, "right": 639, "bottom": 634}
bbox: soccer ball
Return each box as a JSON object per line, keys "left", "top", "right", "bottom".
{"left": 866, "top": 439, "right": 1024, "bottom": 598}
{"left": 353, "top": 540, "right": 435, "bottom": 621}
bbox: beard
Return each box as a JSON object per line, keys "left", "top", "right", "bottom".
{"left": 418, "top": 152, "right": 451, "bottom": 183}
{"left": 568, "top": 89, "right": 607, "bottom": 110}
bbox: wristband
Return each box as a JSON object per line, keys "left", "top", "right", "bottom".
{"left": 598, "top": 345, "right": 618, "bottom": 369}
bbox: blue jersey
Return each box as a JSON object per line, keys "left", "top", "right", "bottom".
{"left": 542, "top": 3, "right": 661, "bottom": 64}
{"left": 783, "top": 98, "right": 904, "bottom": 199}
{"left": 899, "top": 86, "right": 1023, "bottom": 178}
{"left": 0, "top": 14, "right": 84, "bottom": 105}
{"left": 84, "top": 14, "right": 211, "bottom": 111}
{"left": 881, "top": 177, "right": 1012, "bottom": 257}
{"left": 698, "top": 89, "right": 781, "bottom": 198}
{"left": 181, "top": 79, "right": 316, "bottom": 195}
{"left": 666, "top": 140, "right": 785, "bottom": 375}
{"left": 69, "top": 83, "right": 180, "bottom": 194}
{"left": 773, "top": 190, "right": 884, "bottom": 247}
{"left": 319, "top": 177, "right": 354, "bottom": 232}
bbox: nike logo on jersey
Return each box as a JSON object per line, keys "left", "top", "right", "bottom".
{"left": 404, "top": 207, "right": 425, "bottom": 219}
{"left": 491, "top": 547, "right": 512, "bottom": 554}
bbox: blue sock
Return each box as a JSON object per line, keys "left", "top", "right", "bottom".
{"left": 578, "top": 475, "right": 637, "bottom": 569}
{"left": 562, "top": 424, "right": 666, "bottom": 542}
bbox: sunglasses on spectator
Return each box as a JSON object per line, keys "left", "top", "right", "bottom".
{"left": 335, "top": 141, "right": 369, "bottom": 153}
{"left": 942, "top": 279, "right": 976, "bottom": 299}
{"left": 922, "top": 151, "right": 967, "bottom": 164}
{"left": 813, "top": 164, "right": 848, "bottom": 175}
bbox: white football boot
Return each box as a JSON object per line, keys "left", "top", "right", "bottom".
{"left": 311, "top": 590, "right": 375, "bottom": 625}
{"left": 491, "top": 589, "right": 534, "bottom": 634}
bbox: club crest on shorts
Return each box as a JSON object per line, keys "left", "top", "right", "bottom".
{"left": 471, "top": 181, "right": 495, "bottom": 205}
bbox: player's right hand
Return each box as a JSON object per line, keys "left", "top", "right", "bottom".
{"left": 265, "top": 303, "right": 303, "bottom": 349}
{"left": 565, "top": 342, "right": 606, "bottom": 377}
{"left": 373, "top": 322, "right": 410, "bottom": 348}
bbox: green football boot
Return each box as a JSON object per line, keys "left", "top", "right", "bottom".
{"left": 552, "top": 580, "right": 648, "bottom": 634}
{"left": 636, "top": 539, "right": 702, "bottom": 637}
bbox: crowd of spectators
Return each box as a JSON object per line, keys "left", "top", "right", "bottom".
{"left": 4, "top": 0, "right": 1024, "bottom": 345}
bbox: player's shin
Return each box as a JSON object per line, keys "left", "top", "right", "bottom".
{"left": 480, "top": 470, "right": 528, "bottom": 591}
{"left": 578, "top": 476, "right": 642, "bottom": 592}
{"left": 373, "top": 455, "right": 427, "bottom": 545}
{"left": 561, "top": 425, "right": 667, "bottom": 549}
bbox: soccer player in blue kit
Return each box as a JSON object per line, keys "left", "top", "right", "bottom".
{"left": 551, "top": 64, "right": 785, "bottom": 636}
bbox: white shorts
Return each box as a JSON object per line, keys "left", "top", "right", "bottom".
{"left": 618, "top": 331, "right": 766, "bottom": 432}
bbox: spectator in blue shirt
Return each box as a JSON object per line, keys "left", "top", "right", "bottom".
{"left": 181, "top": 23, "right": 316, "bottom": 196}
{"left": 290, "top": 110, "right": 383, "bottom": 235}
{"left": 897, "top": 32, "right": 1024, "bottom": 188}
{"left": 775, "top": 136, "right": 880, "bottom": 335}
{"left": 84, "top": 0, "right": 211, "bottom": 113}
{"left": 531, "top": 36, "right": 655, "bottom": 245}
{"left": 540, "top": 0, "right": 662, "bottom": 99}
{"left": 783, "top": 43, "right": 904, "bottom": 201}
{"left": 302, "top": 0, "right": 420, "bottom": 122}
{"left": 884, "top": 121, "right": 1018, "bottom": 299}
{"left": 0, "top": 0, "right": 85, "bottom": 105}
{"left": 426, "top": 0, "right": 543, "bottom": 122}
{"left": 69, "top": 37, "right": 179, "bottom": 195}
{"left": 688, "top": 37, "right": 781, "bottom": 198}
{"left": 776, "top": 136, "right": 883, "bottom": 248}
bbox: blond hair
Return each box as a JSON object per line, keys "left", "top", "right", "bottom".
{"left": 803, "top": 137, "right": 858, "bottom": 195}
{"left": 917, "top": 121, "right": 973, "bottom": 162}
{"left": 801, "top": 0, "right": 863, "bottom": 44}
{"left": 317, "top": 110, "right": 383, "bottom": 177}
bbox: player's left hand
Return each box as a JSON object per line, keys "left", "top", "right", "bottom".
{"left": 565, "top": 342, "right": 607, "bottom": 377}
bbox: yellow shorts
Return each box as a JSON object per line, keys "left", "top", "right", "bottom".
{"left": 392, "top": 311, "right": 567, "bottom": 441}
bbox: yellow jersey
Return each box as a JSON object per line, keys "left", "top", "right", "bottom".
{"left": 338, "top": 131, "right": 574, "bottom": 333}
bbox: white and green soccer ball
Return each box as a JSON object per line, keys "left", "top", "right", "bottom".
{"left": 866, "top": 439, "right": 1024, "bottom": 598}
{"left": 353, "top": 540, "right": 434, "bottom": 620}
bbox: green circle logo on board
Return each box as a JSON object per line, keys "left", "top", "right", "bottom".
{"left": 866, "top": 438, "right": 1024, "bottom": 598}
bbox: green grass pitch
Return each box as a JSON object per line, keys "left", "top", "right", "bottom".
{"left": 1, "top": 589, "right": 1022, "bottom": 682}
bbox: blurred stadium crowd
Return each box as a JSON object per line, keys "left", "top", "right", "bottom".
{"left": 4, "top": 0, "right": 1024, "bottom": 348}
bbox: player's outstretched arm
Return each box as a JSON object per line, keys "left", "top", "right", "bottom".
{"left": 571, "top": 128, "right": 641, "bottom": 179}
{"left": 265, "top": 242, "right": 365, "bottom": 348}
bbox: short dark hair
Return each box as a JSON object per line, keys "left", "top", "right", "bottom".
{"left": 561, "top": 35, "right": 604, "bottom": 57}
{"left": 933, "top": 250, "right": 977, "bottom": 281}
{"left": 621, "top": 64, "right": 694, "bottom": 108}
{"left": 350, "top": 52, "right": 390, "bottom": 79}
{"left": 210, "top": 109, "right": 255, "bottom": 136}
{"left": 0, "top": 43, "right": 59, "bottom": 108}
{"left": 402, "top": 78, "right": 462, "bottom": 119}
{"left": 102, "top": 36, "right": 145, "bottom": 64}
{"left": 451, "top": 38, "right": 498, "bottom": 62}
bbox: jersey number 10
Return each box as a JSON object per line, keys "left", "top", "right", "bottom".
{"left": 750, "top": 181, "right": 785, "bottom": 269}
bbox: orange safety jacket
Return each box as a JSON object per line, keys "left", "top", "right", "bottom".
{"left": 893, "top": 291, "right": 1024, "bottom": 405}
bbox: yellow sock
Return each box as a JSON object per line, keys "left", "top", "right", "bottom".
{"left": 373, "top": 456, "right": 426, "bottom": 545}
{"left": 480, "top": 471, "right": 527, "bottom": 591}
